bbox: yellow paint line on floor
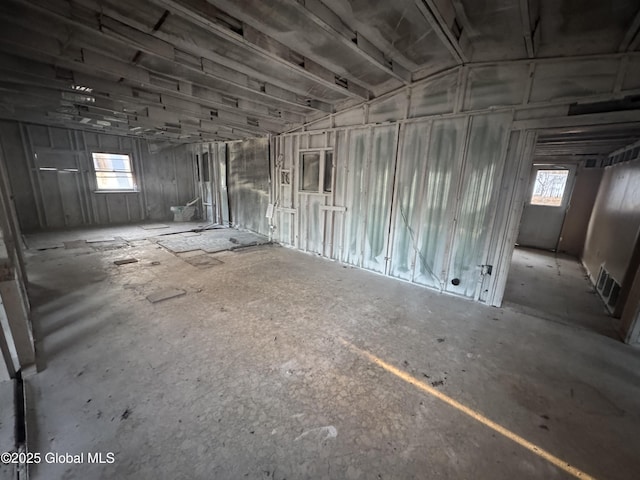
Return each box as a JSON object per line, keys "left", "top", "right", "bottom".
{"left": 339, "top": 338, "right": 596, "bottom": 480}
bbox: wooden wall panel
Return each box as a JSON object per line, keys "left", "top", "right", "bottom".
{"left": 0, "top": 121, "right": 196, "bottom": 231}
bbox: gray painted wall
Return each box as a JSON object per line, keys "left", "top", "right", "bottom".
{"left": 0, "top": 121, "right": 196, "bottom": 231}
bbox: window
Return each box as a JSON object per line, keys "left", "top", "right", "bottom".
{"left": 301, "top": 152, "right": 320, "bottom": 191}
{"left": 530, "top": 169, "right": 568, "bottom": 207}
{"left": 92, "top": 153, "right": 137, "bottom": 191}
{"left": 299, "top": 150, "right": 333, "bottom": 193}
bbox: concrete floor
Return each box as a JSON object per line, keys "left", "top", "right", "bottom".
{"left": 504, "top": 247, "right": 617, "bottom": 338}
{"left": 15, "top": 227, "right": 640, "bottom": 479}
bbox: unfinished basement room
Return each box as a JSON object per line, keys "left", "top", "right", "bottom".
{"left": 1, "top": 1, "right": 640, "bottom": 479}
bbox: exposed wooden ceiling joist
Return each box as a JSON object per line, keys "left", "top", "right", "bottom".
{"left": 0, "top": 0, "right": 638, "bottom": 142}
{"left": 287, "top": 0, "right": 411, "bottom": 84}
{"left": 83, "top": 0, "right": 345, "bottom": 105}
{"left": 8, "top": 0, "right": 331, "bottom": 117}
{"left": 414, "top": 0, "right": 469, "bottom": 65}
{"left": 0, "top": 47, "right": 269, "bottom": 141}
{"left": 0, "top": 16, "right": 326, "bottom": 142}
{"left": 148, "top": 0, "right": 372, "bottom": 100}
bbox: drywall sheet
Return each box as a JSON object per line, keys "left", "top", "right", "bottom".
{"left": 227, "top": 137, "right": 270, "bottom": 236}
{"left": 558, "top": 167, "right": 603, "bottom": 257}
{"left": 583, "top": 159, "right": 640, "bottom": 284}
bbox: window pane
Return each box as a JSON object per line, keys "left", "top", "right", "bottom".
{"left": 95, "top": 172, "right": 135, "bottom": 190}
{"left": 301, "top": 153, "right": 320, "bottom": 191}
{"left": 323, "top": 152, "right": 333, "bottom": 193}
{"left": 92, "top": 153, "right": 135, "bottom": 191}
{"left": 530, "top": 169, "right": 569, "bottom": 207}
{"left": 92, "top": 153, "right": 132, "bottom": 173}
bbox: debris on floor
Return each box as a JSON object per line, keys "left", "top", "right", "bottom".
{"left": 114, "top": 258, "right": 139, "bottom": 266}
{"left": 146, "top": 288, "right": 186, "bottom": 303}
{"left": 85, "top": 237, "right": 116, "bottom": 243}
{"left": 156, "top": 229, "right": 268, "bottom": 254}
{"left": 140, "top": 224, "right": 170, "bottom": 230}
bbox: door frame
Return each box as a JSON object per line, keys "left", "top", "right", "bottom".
{"left": 483, "top": 112, "right": 640, "bottom": 308}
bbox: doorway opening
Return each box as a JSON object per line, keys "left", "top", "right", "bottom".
{"left": 502, "top": 123, "right": 640, "bottom": 338}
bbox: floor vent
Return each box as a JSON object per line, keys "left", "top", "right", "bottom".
{"left": 596, "top": 266, "right": 620, "bottom": 312}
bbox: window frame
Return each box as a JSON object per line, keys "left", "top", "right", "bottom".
{"left": 528, "top": 167, "right": 570, "bottom": 208}
{"left": 298, "top": 148, "right": 334, "bottom": 195}
{"left": 91, "top": 152, "right": 138, "bottom": 193}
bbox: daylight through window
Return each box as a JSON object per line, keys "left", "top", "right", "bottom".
{"left": 530, "top": 169, "right": 568, "bottom": 207}
{"left": 92, "top": 153, "right": 137, "bottom": 191}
